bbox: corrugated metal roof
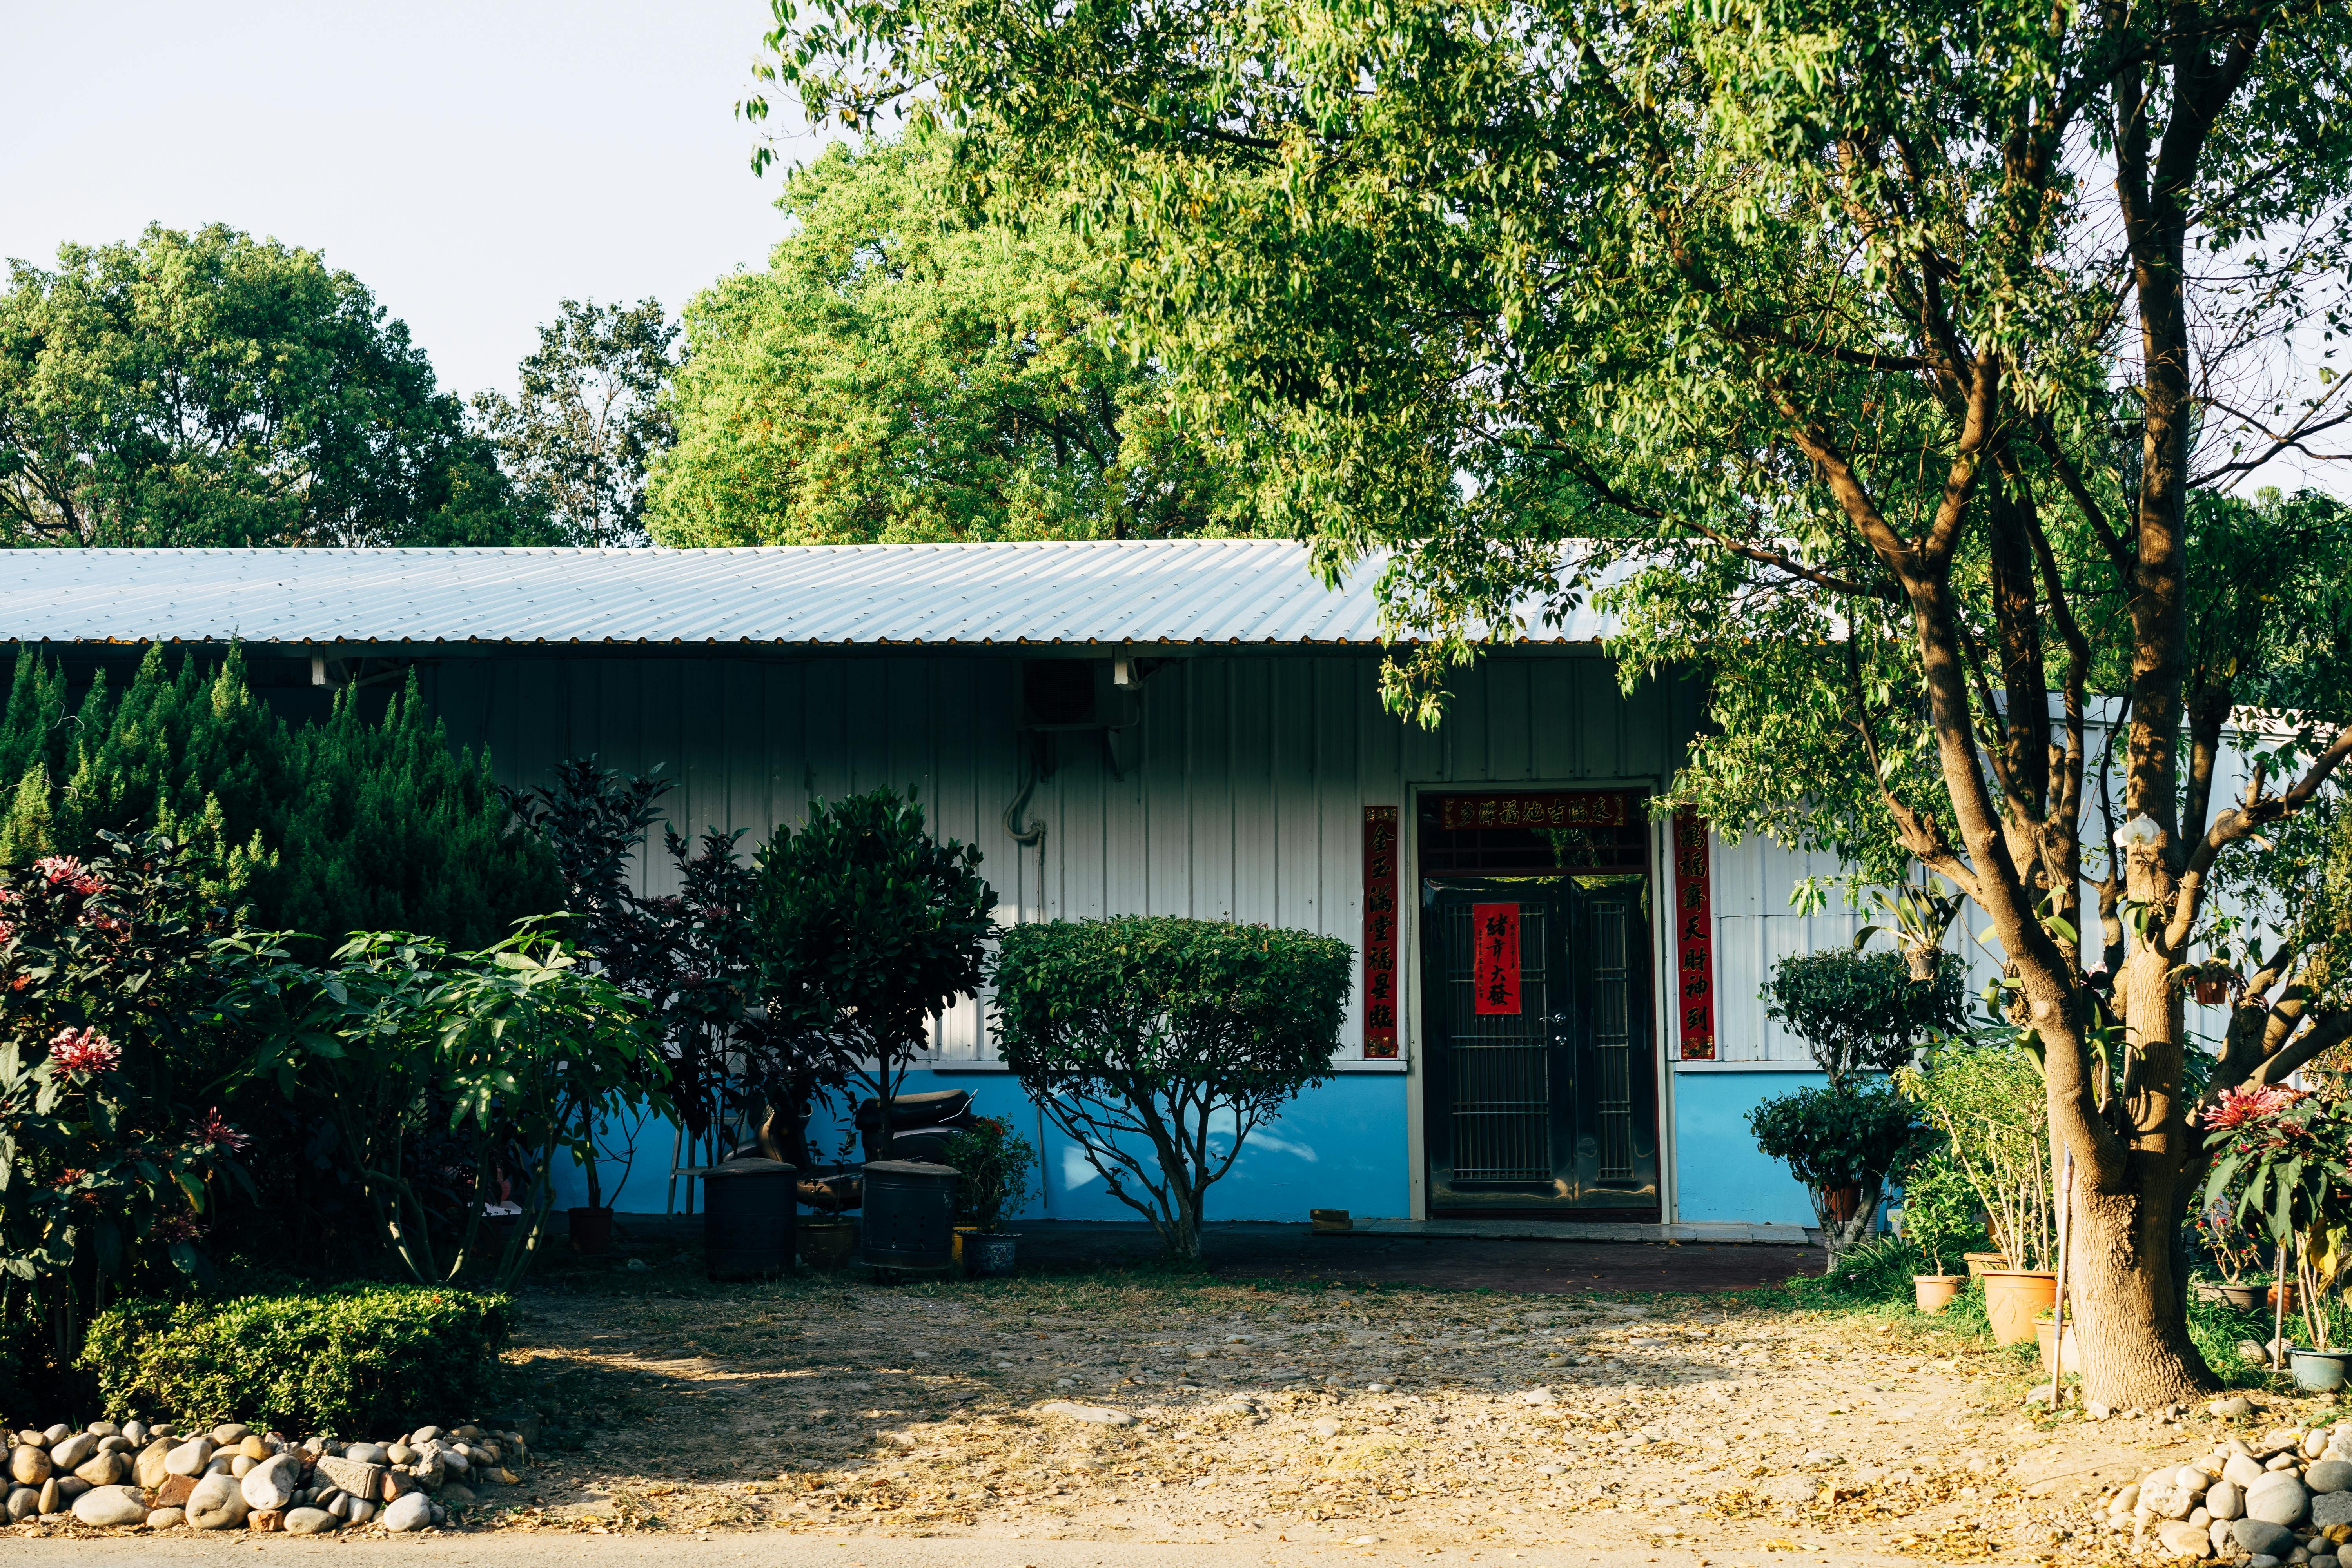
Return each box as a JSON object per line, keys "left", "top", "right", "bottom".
{"left": 0, "top": 541, "right": 1612, "bottom": 648}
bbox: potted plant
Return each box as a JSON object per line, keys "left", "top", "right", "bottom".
{"left": 941, "top": 1115, "right": 1040, "bottom": 1275}
{"left": 1898, "top": 1035, "right": 2057, "bottom": 1343}
{"left": 754, "top": 787, "right": 998, "bottom": 1276}
{"left": 2200, "top": 1083, "right": 2352, "bottom": 1377}
{"left": 1897, "top": 1149, "right": 1983, "bottom": 1313}
{"left": 2196, "top": 1192, "right": 2271, "bottom": 1308}
{"left": 1751, "top": 946, "right": 1964, "bottom": 1258}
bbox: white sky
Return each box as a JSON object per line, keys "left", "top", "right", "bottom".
{"left": 0, "top": 0, "right": 831, "bottom": 403}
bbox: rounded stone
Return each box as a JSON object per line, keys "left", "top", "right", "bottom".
{"left": 186, "top": 1471, "right": 250, "bottom": 1530}
{"left": 147, "top": 1506, "right": 185, "bottom": 1528}
{"left": 73, "top": 1484, "right": 150, "bottom": 1528}
{"left": 163, "top": 1437, "right": 214, "bottom": 1477}
{"left": 345, "top": 1443, "right": 390, "bottom": 1465}
{"left": 2212, "top": 1480, "right": 2246, "bottom": 1520}
{"left": 41, "top": 1424, "right": 68, "bottom": 1446}
{"left": 74, "top": 1451, "right": 127, "bottom": 1486}
{"left": 242, "top": 1452, "right": 301, "bottom": 1511}
{"left": 2238, "top": 1517, "right": 2299, "bottom": 1557}
{"left": 210, "top": 1424, "right": 250, "bottom": 1447}
{"left": 381, "top": 1491, "right": 433, "bottom": 1532}
{"left": 2313, "top": 1492, "right": 2352, "bottom": 1530}
{"left": 410, "top": 1426, "right": 445, "bottom": 1446}
{"left": 120, "top": 1422, "right": 146, "bottom": 1446}
{"left": 284, "top": 1506, "right": 336, "bottom": 1535}
{"left": 238, "top": 1435, "right": 271, "bottom": 1463}
{"left": 2311, "top": 1461, "right": 2352, "bottom": 1494}
{"left": 2177, "top": 1466, "right": 2215, "bottom": 1493}
{"left": 49, "top": 1434, "right": 96, "bottom": 1470}
{"left": 2249, "top": 1472, "right": 2312, "bottom": 1527}
{"left": 7, "top": 1446, "right": 49, "bottom": 1486}
{"left": 3, "top": 1486, "right": 35, "bottom": 1523}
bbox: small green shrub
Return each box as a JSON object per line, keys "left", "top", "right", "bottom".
{"left": 942, "top": 1115, "right": 1041, "bottom": 1232}
{"left": 80, "top": 1285, "right": 513, "bottom": 1434}
{"left": 1763, "top": 948, "right": 1964, "bottom": 1083}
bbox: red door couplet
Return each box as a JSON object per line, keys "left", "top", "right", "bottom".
{"left": 1470, "top": 902, "right": 1522, "bottom": 1016}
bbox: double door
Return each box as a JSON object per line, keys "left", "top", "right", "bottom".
{"left": 1421, "top": 876, "right": 1659, "bottom": 1213}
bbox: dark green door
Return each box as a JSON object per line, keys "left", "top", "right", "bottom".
{"left": 1421, "top": 875, "right": 1658, "bottom": 1213}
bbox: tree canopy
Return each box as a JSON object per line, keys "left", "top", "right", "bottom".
{"left": 757, "top": 0, "right": 2352, "bottom": 1403}
{"left": 0, "top": 223, "right": 551, "bottom": 547}
{"left": 647, "top": 128, "right": 1253, "bottom": 544}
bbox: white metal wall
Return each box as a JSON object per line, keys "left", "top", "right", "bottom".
{"left": 415, "top": 647, "right": 1729, "bottom": 1065}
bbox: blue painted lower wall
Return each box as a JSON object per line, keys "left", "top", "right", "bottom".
{"left": 550, "top": 1070, "right": 1413, "bottom": 1223}
{"left": 1670, "top": 1069, "right": 1825, "bottom": 1226}
{"left": 551, "top": 1066, "right": 1826, "bottom": 1226}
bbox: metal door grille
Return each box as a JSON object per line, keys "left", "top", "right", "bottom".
{"left": 1589, "top": 898, "right": 1635, "bottom": 1180}
{"left": 1444, "top": 901, "right": 1552, "bottom": 1180}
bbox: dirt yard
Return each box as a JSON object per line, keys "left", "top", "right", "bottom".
{"left": 465, "top": 1245, "right": 2332, "bottom": 1563}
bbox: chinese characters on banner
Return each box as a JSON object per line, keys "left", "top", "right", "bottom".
{"left": 1471, "top": 902, "right": 1523, "bottom": 1015}
{"left": 1673, "top": 809, "right": 1717, "bottom": 1059}
{"left": 1436, "top": 792, "right": 1628, "bottom": 831}
{"left": 1361, "top": 807, "right": 1400, "bottom": 1058}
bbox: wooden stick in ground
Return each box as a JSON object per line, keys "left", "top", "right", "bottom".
{"left": 2050, "top": 1150, "right": 2073, "bottom": 1406}
{"left": 2276, "top": 1242, "right": 2291, "bottom": 1372}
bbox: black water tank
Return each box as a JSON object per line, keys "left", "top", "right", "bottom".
{"left": 704, "top": 1157, "right": 799, "bottom": 1279}
{"left": 860, "top": 1160, "right": 961, "bottom": 1275}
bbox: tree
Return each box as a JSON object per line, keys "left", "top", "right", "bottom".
{"left": 1763, "top": 950, "right": 1965, "bottom": 1088}
{"left": 472, "top": 299, "right": 678, "bottom": 547}
{"left": 647, "top": 128, "right": 1252, "bottom": 545}
{"left": 751, "top": 788, "right": 996, "bottom": 1149}
{"left": 0, "top": 223, "right": 551, "bottom": 547}
{"left": 991, "top": 916, "right": 1351, "bottom": 1260}
{"left": 758, "top": 0, "right": 2352, "bottom": 1403}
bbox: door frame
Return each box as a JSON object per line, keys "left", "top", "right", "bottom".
{"left": 1399, "top": 779, "right": 1682, "bottom": 1222}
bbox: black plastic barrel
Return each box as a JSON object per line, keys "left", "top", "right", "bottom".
{"left": 703, "top": 1156, "right": 799, "bottom": 1279}
{"left": 860, "top": 1159, "right": 961, "bottom": 1275}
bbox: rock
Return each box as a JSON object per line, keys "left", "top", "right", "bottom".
{"left": 1036, "top": 1402, "right": 1136, "bottom": 1426}
{"left": 8, "top": 1445, "right": 49, "bottom": 1485}
{"left": 247, "top": 1507, "right": 285, "bottom": 1532}
{"left": 164, "top": 1437, "right": 214, "bottom": 1477}
{"left": 410, "top": 1426, "right": 445, "bottom": 1445}
{"left": 2312, "top": 1462, "right": 2352, "bottom": 1494}
{"left": 230, "top": 1454, "right": 254, "bottom": 1478}
{"left": 2239, "top": 1517, "right": 2300, "bottom": 1557}
{"left": 54, "top": 1475, "right": 86, "bottom": 1502}
{"left": 49, "top": 1434, "right": 96, "bottom": 1470}
{"left": 2217, "top": 1521, "right": 2241, "bottom": 1557}
{"left": 285, "top": 1507, "right": 336, "bottom": 1535}
{"left": 2313, "top": 1432, "right": 2336, "bottom": 1458}
{"left": 315, "top": 1455, "right": 383, "bottom": 1499}
{"left": 386, "top": 1442, "right": 416, "bottom": 1465}
{"left": 2115, "top": 1485, "right": 2144, "bottom": 1515}
{"left": 147, "top": 1506, "right": 184, "bottom": 1528}
{"left": 36, "top": 1477, "right": 58, "bottom": 1514}
{"left": 2161, "top": 1487, "right": 2198, "bottom": 1520}
{"left": 40, "top": 1424, "right": 67, "bottom": 1446}
{"left": 186, "top": 1471, "right": 250, "bottom": 1530}
{"left": 441, "top": 1448, "right": 472, "bottom": 1475}
{"left": 211, "top": 1424, "right": 250, "bottom": 1447}
{"left": 2179, "top": 1466, "right": 2217, "bottom": 1492}
{"left": 238, "top": 1435, "right": 271, "bottom": 1463}
{"left": 2250, "top": 1472, "right": 2313, "bottom": 1526}
{"left": 3, "top": 1486, "right": 35, "bottom": 1522}
{"left": 120, "top": 1422, "right": 146, "bottom": 1446}
{"left": 348, "top": 1499, "right": 377, "bottom": 1526}
{"left": 1763, "top": 1475, "right": 1818, "bottom": 1503}
{"left": 133, "top": 1440, "right": 172, "bottom": 1490}
{"left": 381, "top": 1491, "right": 433, "bottom": 1533}
{"left": 2158, "top": 1519, "right": 2213, "bottom": 1557}
{"left": 439, "top": 1484, "right": 476, "bottom": 1509}
{"left": 344, "top": 1443, "right": 390, "bottom": 1465}
{"left": 2232, "top": 1455, "right": 2276, "bottom": 1488}
{"left": 2314, "top": 1493, "right": 2352, "bottom": 1530}
{"left": 381, "top": 1469, "right": 417, "bottom": 1502}
{"left": 495, "top": 1469, "right": 520, "bottom": 1486}
{"left": 154, "top": 1474, "right": 199, "bottom": 1508}
{"left": 2214, "top": 1481, "right": 2247, "bottom": 1519}
{"left": 242, "top": 1452, "right": 301, "bottom": 1511}
{"left": 73, "top": 1485, "right": 151, "bottom": 1528}
{"left": 412, "top": 1452, "right": 446, "bottom": 1489}
{"left": 1310, "top": 1418, "right": 1342, "bottom": 1439}
{"left": 74, "top": 1451, "right": 126, "bottom": 1486}
{"left": 1518, "top": 1389, "right": 1555, "bottom": 1405}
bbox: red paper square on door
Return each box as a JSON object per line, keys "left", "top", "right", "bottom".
{"left": 1471, "top": 902, "right": 1521, "bottom": 1015}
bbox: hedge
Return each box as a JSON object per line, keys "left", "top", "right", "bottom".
{"left": 79, "top": 1285, "right": 513, "bottom": 1434}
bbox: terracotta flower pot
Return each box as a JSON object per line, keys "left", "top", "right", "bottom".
{"left": 798, "top": 1219, "right": 857, "bottom": 1269}
{"left": 567, "top": 1205, "right": 615, "bottom": 1256}
{"left": 2270, "top": 1281, "right": 2301, "bottom": 1314}
{"left": 2218, "top": 1282, "right": 2263, "bottom": 1310}
{"left": 2036, "top": 1318, "right": 2082, "bottom": 1376}
{"left": 1820, "top": 1185, "right": 1864, "bottom": 1223}
{"left": 1913, "top": 1274, "right": 1965, "bottom": 1314}
{"left": 1980, "top": 1270, "right": 2059, "bottom": 1345}
{"left": 1962, "top": 1251, "right": 2011, "bottom": 1278}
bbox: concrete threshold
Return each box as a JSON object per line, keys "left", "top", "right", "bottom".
{"left": 1341, "top": 1217, "right": 1814, "bottom": 1246}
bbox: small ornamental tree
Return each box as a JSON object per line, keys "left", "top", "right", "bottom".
{"left": 1763, "top": 949, "right": 1966, "bottom": 1086}
{"left": 991, "top": 916, "right": 1352, "bottom": 1260}
{"left": 1746, "top": 1083, "right": 1930, "bottom": 1258}
{"left": 753, "top": 788, "right": 997, "bottom": 1149}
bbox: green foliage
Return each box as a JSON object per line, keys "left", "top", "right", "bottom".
{"left": 0, "top": 223, "right": 551, "bottom": 547}
{"left": 1898, "top": 1038, "right": 2055, "bottom": 1272}
{"left": 0, "top": 646, "right": 559, "bottom": 954}
{"left": 224, "top": 922, "right": 664, "bottom": 1289}
{"left": 753, "top": 787, "right": 998, "bottom": 1115}
{"left": 472, "top": 298, "right": 678, "bottom": 547}
{"left": 991, "top": 916, "right": 1351, "bottom": 1258}
{"left": 0, "top": 833, "right": 260, "bottom": 1345}
{"left": 1897, "top": 1153, "right": 1989, "bottom": 1276}
{"left": 80, "top": 1285, "right": 512, "bottom": 1434}
{"left": 649, "top": 128, "right": 1252, "bottom": 545}
{"left": 942, "top": 1115, "right": 1040, "bottom": 1232}
{"left": 1747, "top": 1082, "right": 1929, "bottom": 1193}
{"left": 1764, "top": 949, "right": 1965, "bottom": 1085}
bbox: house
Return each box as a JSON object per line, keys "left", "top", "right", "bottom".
{"left": 0, "top": 541, "right": 1888, "bottom": 1228}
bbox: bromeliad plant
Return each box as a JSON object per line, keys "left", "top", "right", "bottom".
{"left": 228, "top": 920, "right": 665, "bottom": 1289}
{"left": 2201, "top": 1084, "right": 2352, "bottom": 1350}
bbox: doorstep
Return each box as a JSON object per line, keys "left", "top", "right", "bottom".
{"left": 1341, "top": 1217, "right": 1814, "bottom": 1245}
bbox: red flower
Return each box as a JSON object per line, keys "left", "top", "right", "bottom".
{"left": 2202, "top": 1083, "right": 2304, "bottom": 1131}
{"left": 196, "top": 1108, "right": 250, "bottom": 1153}
{"left": 31, "top": 856, "right": 105, "bottom": 897}
{"left": 47, "top": 1026, "right": 119, "bottom": 1075}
